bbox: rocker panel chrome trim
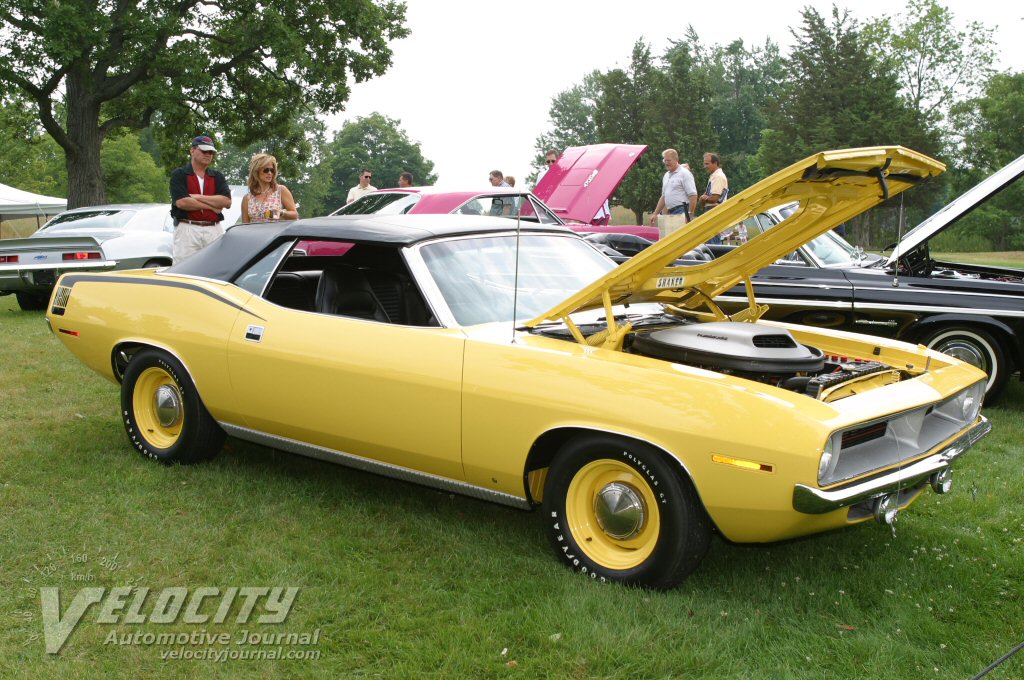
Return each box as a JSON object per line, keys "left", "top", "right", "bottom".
{"left": 219, "top": 422, "right": 532, "bottom": 510}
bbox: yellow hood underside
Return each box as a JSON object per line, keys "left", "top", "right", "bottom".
{"left": 527, "top": 146, "right": 944, "bottom": 327}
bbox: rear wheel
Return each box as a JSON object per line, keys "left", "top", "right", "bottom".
{"left": 121, "top": 349, "right": 224, "bottom": 464}
{"left": 923, "top": 327, "right": 1008, "bottom": 403}
{"left": 15, "top": 291, "right": 48, "bottom": 311}
{"left": 542, "top": 434, "right": 711, "bottom": 590}
{"left": 141, "top": 259, "right": 166, "bottom": 268}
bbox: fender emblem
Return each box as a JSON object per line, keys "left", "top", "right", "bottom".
{"left": 245, "top": 325, "right": 264, "bottom": 342}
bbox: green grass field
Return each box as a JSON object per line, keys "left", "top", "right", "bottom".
{"left": 2, "top": 293, "right": 1022, "bottom": 679}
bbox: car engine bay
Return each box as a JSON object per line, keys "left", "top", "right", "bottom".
{"left": 532, "top": 315, "right": 904, "bottom": 402}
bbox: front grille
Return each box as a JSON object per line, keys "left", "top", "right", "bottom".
{"left": 841, "top": 422, "right": 888, "bottom": 448}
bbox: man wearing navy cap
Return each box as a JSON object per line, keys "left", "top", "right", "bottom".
{"left": 169, "top": 135, "right": 232, "bottom": 262}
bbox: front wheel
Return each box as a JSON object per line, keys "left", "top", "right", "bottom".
{"left": 923, "top": 327, "right": 1008, "bottom": 403}
{"left": 121, "top": 349, "right": 225, "bottom": 464}
{"left": 542, "top": 435, "right": 711, "bottom": 590}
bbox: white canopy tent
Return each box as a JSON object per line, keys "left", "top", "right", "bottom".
{"left": 0, "top": 182, "right": 67, "bottom": 239}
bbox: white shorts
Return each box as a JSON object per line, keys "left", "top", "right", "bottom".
{"left": 173, "top": 222, "right": 225, "bottom": 263}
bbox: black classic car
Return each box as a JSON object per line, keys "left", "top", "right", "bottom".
{"left": 710, "top": 154, "right": 1024, "bottom": 402}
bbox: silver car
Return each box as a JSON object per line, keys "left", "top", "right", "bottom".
{"left": 1, "top": 189, "right": 245, "bottom": 311}
{"left": 0, "top": 204, "right": 175, "bottom": 310}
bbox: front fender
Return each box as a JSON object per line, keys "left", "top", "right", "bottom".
{"left": 902, "top": 313, "right": 1021, "bottom": 364}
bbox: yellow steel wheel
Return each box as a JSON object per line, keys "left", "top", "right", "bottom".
{"left": 543, "top": 434, "right": 711, "bottom": 589}
{"left": 565, "top": 459, "right": 661, "bottom": 570}
{"left": 131, "top": 366, "right": 184, "bottom": 449}
{"left": 120, "top": 349, "right": 224, "bottom": 464}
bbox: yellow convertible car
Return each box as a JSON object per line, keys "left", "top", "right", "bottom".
{"left": 48, "top": 147, "right": 990, "bottom": 589}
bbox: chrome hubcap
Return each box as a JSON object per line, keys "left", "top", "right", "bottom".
{"left": 594, "top": 482, "right": 646, "bottom": 539}
{"left": 936, "top": 340, "right": 985, "bottom": 370}
{"left": 154, "top": 384, "right": 182, "bottom": 428}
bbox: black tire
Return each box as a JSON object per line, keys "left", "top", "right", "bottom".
{"left": 923, "top": 327, "right": 1008, "bottom": 403}
{"left": 141, "top": 259, "right": 167, "bottom": 268}
{"left": 542, "top": 434, "right": 711, "bottom": 590}
{"left": 120, "top": 349, "right": 225, "bottom": 464}
{"left": 16, "top": 291, "right": 48, "bottom": 311}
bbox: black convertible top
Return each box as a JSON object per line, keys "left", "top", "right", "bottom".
{"left": 168, "top": 214, "right": 573, "bottom": 281}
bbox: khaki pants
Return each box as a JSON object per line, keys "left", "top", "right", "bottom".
{"left": 657, "top": 214, "right": 688, "bottom": 239}
{"left": 173, "top": 222, "right": 225, "bottom": 263}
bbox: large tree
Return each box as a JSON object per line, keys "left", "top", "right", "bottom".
{"left": 863, "top": 0, "right": 995, "bottom": 150}
{"left": 692, "top": 36, "right": 785, "bottom": 194}
{"left": 936, "top": 71, "right": 1024, "bottom": 251}
{"left": 0, "top": 0, "right": 408, "bottom": 208}
{"left": 1, "top": 96, "right": 167, "bottom": 203}
{"left": 758, "top": 7, "right": 941, "bottom": 247}
{"left": 303, "top": 112, "right": 437, "bottom": 216}
{"left": 530, "top": 71, "right": 601, "bottom": 183}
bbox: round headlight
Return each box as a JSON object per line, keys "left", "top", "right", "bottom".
{"left": 818, "top": 437, "right": 835, "bottom": 484}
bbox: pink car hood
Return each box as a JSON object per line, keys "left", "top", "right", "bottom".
{"left": 534, "top": 144, "right": 647, "bottom": 225}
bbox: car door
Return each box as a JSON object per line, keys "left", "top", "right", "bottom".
{"left": 225, "top": 287, "right": 467, "bottom": 482}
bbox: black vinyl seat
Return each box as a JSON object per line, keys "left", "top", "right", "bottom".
{"left": 314, "top": 265, "right": 391, "bottom": 322}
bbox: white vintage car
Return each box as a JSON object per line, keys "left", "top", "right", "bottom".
{"left": 0, "top": 188, "right": 245, "bottom": 310}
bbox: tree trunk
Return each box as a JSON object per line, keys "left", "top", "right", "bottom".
{"left": 65, "top": 69, "right": 107, "bottom": 209}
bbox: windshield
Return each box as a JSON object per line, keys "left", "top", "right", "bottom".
{"left": 453, "top": 195, "right": 562, "bottom": 225}
{"left": 758, "top": 205, "right": 869, "bottom": 267}
{"left": 332, "top": 193, "right": 420, "bottom": 215}
{"left": 40, "top": 210, "right": 135, "bottom": 231}
{"left": 419, "top": 234, "right": 615, "bottom": 326}
{"left": 803, "top": 230, "right": 867, "bottom": 266}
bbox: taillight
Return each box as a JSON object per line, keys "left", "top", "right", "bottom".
{"left": 0, "top": 255, "right": 18, "bottom": 263}
{"left": 62, "top": 252, "right": 102, "bottom": 261}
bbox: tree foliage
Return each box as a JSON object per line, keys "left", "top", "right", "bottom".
{"left": 0, "top": 0, "right": 409, "bottom": 207}
{"left": 302, "top": 113, "right": 438, "bottom": 216}
{"left": 863, "top": 0, "right": 995, "bottom": 147}
{"left": 0, "top": 96, "right": 167, "bottom": 203}
{"left": 935, "top": 72, "right": 1024, "bottom": 251}
{"left": 530, "top": 71, "right": 601, "bottom": 183}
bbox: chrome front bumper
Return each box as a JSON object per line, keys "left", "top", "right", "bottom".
{"left": 793, "top": 417, "right": 991, "bottom": 514}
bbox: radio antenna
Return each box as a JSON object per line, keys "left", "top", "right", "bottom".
{"left": 511, "top": 199, "right": 523, "bottom": 344}
{"left": 892, "top": 192, "right": 905, "bottom": 288}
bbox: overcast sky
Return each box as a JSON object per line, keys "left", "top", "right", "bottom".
{"left": 328, "top": 0, "right": 1024, "bottom": 188}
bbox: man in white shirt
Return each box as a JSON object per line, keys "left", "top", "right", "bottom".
{"left": 649, "top": 148, "right": 697, "bottom": 225}
{"left": 347, "top": 169, "right": 377, "bottom": 204}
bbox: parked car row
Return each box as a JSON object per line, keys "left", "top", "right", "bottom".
{"left": 48, "top": 147, "right": 990, "bottom": 589}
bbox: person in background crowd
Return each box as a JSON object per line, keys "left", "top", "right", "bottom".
{"left": 533, "top": 149, "right": 558, "bottom": 189}
{"left": 398, "top": 172, "right": 414, "bottom": 188}
{"left": 347, "top": 168, "right": 377, "bottom": 204}
{"left": 649, "top": 148, "right": 697, "bottom": 226}
{"left": 488, "top": 170, "right": 511, "bottom": 188}
{"left": 240, "top": 153, "right": 298, "bottom": 224}
{"left": 506, "top": 175, "right": 516, "bottom": 187}
{"left": 698, "top": 152, "right": 729, "bottom": 213}
{"left": 169, "top": 135, "right": 232, "bottom": 263}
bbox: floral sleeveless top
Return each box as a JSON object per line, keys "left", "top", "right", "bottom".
{"left": 247, "top": 187, "right": 283, "bottom": 222}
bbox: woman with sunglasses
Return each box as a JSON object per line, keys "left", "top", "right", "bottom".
{"left": 241, "top": 153, "right": 299, "bottom": 223}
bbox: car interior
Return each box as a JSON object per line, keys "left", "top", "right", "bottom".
{"left": 262, "top": 242, "right": 437, "bottom": 326}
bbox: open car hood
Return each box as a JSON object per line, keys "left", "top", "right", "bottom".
{"left": 885, "top": 153, "right": 1024, "bottom": 267}
{"left": 528, "top": 147, "right": 944, "bottom": 328}
{"left": 534, "top": 143, "right": 647, "bottom": 224}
